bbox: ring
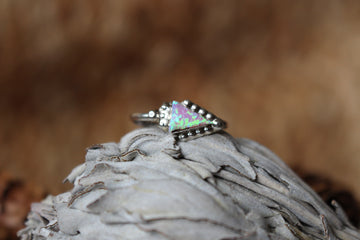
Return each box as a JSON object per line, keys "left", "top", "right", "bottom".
{"left": 131, "top": 100, "right": 227, "bottom": 140}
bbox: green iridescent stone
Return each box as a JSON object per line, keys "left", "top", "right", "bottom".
{"left": 168, "top": 101, "right": 212, "bottom": 132}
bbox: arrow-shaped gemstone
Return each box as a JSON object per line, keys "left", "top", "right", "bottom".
{"left": 168, "top": 101, "right": 213, "bottom": 132}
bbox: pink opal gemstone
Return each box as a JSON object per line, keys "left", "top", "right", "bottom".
{"left": 169, "top": 101, "right": 212, "bottom": 132}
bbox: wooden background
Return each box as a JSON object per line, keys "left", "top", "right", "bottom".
{"left": 1, "top": 1, "right": 360, "bottom": 201}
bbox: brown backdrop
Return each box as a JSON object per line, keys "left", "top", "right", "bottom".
{"left": 1, "top": 1, "right": 360, "bottom": 200}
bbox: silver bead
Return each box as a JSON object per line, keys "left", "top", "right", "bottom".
{"left": 191, "top": 104, "right": 198, "bottom": 111}
{"left": 159, "top": 119, "right": 168, "bottom": 126}
{"left": 148, "top": 111, "right": 156, "bottom": 118}
{"left": 183, "top": 100, "right": 190, "bottom": 106}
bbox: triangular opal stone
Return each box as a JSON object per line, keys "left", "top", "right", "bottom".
{"left": 169, "top": 101, "right": 212, "bottom": 132}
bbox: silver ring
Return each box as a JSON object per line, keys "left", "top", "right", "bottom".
{"left": 131, "top": 100, "right": 227, "bottom": 140}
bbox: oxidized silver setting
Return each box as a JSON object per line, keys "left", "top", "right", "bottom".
{"left": 131, "top": 100, "right": 227, "bottom": 141}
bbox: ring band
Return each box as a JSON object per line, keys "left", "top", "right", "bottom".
{"left": 131, "top": 100, "right": 227, "bottom": 140}
{"left": 131, "top": 112, "right": 159, "bottom": 125}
